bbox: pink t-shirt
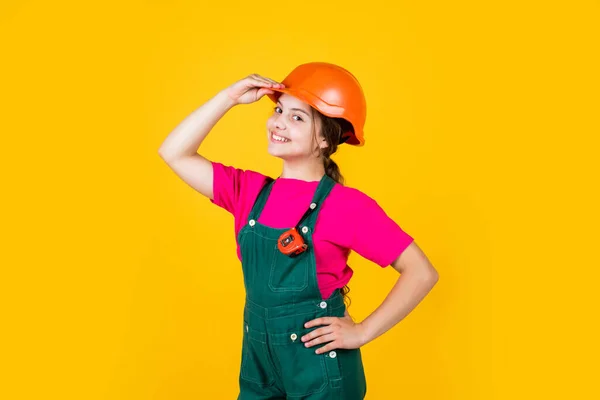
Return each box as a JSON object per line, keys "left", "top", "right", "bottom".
{"left": 209, "top": 161, "right": 414, "bottom": 299}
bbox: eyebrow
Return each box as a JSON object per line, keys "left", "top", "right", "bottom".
{"left": 277, "top": 101, "right": 310, "bottom": 117}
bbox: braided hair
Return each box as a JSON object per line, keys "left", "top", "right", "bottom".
{"left": 310, "top": 107, "right": 356, "bottom": 310}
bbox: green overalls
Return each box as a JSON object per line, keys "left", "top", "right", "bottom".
{"left": 237, "top": 174, "right": 367, "bottom": 399}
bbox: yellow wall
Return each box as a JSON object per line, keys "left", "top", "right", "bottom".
{"left": 2, "top": 1, "right": 598, "bottom": 399}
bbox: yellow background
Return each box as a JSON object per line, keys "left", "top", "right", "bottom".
{"left": 1, "top": 1, "right": 598, "bottom": 399}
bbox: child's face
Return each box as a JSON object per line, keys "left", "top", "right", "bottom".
{"left": 266, "top": 93, "right": 327, "bottom": 160}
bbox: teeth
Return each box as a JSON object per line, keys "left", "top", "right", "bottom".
{"left": 272, "top": 132, "right": 290, "bottom": 142}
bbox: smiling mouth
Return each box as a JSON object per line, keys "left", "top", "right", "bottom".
{"left": 271, "top": 131, "right": 291, "bottom": 143}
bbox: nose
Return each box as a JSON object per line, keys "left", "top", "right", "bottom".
{"left": 274, "top": 113, "right": 286, "bottom": 130}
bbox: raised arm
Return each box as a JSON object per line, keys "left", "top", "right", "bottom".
{"left": 158, "top": 74, "right": 284, "bottom": 200}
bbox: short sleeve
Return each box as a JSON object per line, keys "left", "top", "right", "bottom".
{"left": 349, "top": 194, "right": 414, "bottom": 267}
{"left": 210, "top": 161, "right": 268, "bottom": 216}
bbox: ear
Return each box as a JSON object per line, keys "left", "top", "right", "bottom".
{"left": 319, "top": 136, "right": 329, "bottom": 150}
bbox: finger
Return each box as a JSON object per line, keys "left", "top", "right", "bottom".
{"left": 261, "top": 76, "right": 285, "bottom": 87}
{"left": 252, "top": 73, "right": 276, "bottom": 83}
{"left": 315, "top": 340, "right": 339, "bottom": 354}
{"left": 301, "top": 326, "right": 334, "bottom": 343}
{"left": 305, "top": 333, "right": 336, "bottom": 348}
{"left": 305, "top": 317, "right": 337, "bottom": 328}
{"left": 256, "top": 88, "right": 274, "bottom": 98}
{"left": 244, "top": 74, "right": 272, "bottom": 88}
{"left": 248, "top": 77, "right": 273, "bottom": 88}
{"left": 249, "top": 74, "right": 276, "bottom": 87}
{"left": 253, "top": 74, "right": 284, "bottom": 89}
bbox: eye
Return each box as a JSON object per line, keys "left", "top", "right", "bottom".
{"left": 274, "top": 106, "right": 282, "bottom": 113}
{"left": 292, "top": 115, "right": 304, "bottom": 122}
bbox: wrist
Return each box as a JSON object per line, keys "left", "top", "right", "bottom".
{"left": 217, "top": 89, "right": 238, "bottom": 109}
{"left": 357, "top": 321, "right": 372, "bottom": 346}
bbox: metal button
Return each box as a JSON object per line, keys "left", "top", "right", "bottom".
{"left": 310, "top": 202, "right": 317, "bottom": 210}
{"left": 249, "top": 219, "right": 255, "bottom": 226}
{"left": 301, "top": 226, "right": 309, "bottom": 234}
{"left": 245, "top": 324, "right": 248, "bottom": 332}
{"left": 329, "top": 351, "right": 337, "bottom": 358}
{"left": 290, "top": 333, "right": 297, "bottom": 341}
{"left": 319, "top": 301, "right": 327, "bottom": 309}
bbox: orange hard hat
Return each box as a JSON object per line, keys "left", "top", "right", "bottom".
{"left": 267, "top": 62, "right": 367, "bottom": 146}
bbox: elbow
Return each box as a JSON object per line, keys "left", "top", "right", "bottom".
{"left": 158, "top": 147, "right": 177, "bottom": 163}
{"left": 413, "top": 264, "right": 438, "bottom": 287}
{"left": 424, "top": 267, "right": 439, "bottom": 287}
{"left": 430, "top": 269, "right": 439, "bottom": 285}
{"left": 158, "top": 146, "right": 167, "bottom": 159}
{"left": 158, "top": 145, "right": 170, "bottom": 159}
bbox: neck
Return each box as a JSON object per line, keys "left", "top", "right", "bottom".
{"left": 279, "top": 157, "right": 325, "bottom": 182}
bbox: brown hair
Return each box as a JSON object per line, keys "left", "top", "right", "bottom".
{"left": 310, "top": 107, "right": 355, "bottom": 310}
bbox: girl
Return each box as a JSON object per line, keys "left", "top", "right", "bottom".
{"left": 158, "top": 62, "right": 439, "bottom": 399}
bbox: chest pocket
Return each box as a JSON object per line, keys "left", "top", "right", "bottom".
{"left": 268, "top": 239, "right": 310, "bottom": 292}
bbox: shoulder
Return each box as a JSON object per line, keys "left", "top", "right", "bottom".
{"left": 326, "top": 181, "right": 399, "bottom": 227}
{"left": 327, "top": 181, "right": 380, "bottom": 208}
{"left": 210, "top": 161, "right": 273, "bottom": 212}
{"left": 327, "top": 182, "right": 415, "bottom": 267}
{"left": 212, "top": 161, "right": 272, "bottom": 183}
{"left": 212, "top": 161, "right": 274, "bottom": 193}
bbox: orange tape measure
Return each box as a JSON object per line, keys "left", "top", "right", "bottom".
{"left": 277, "top": 228, "right": 308, "bottom": 256}
{"left": 277, "top": 202, "right": 317, "bottom": 257}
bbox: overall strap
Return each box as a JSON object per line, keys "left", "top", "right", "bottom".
{"left": 248, "top": 177, "right": 275, "bottom": 221}
{"left": 300, "top": 175, "right": 336, "bottom": 227}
